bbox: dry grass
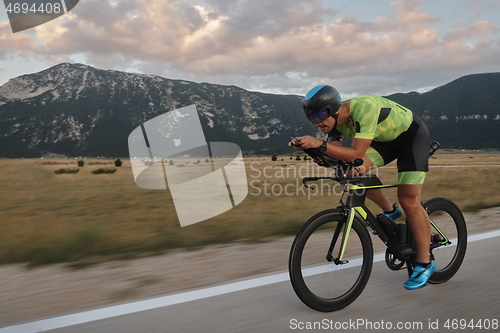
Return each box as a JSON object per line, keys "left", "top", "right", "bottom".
{"left": 1, "top": 152, "right": 500, "bottom": 267}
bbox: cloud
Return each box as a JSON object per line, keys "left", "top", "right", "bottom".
{"left": 0, "top": 19, "right": 36, "bottom": 58}
{"left": 1, "top": 0, "right": 499, "bottom": 95}
{"left": 467, "top": 0, "right": 499, "bottom": 17}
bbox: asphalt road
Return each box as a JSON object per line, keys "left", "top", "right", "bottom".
{"left": 3, "top": 231, "right": 500, "bottom": 333}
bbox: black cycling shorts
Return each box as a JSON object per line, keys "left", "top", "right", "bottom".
{"left": 368, "top": 114, "right": 430, "bottom": 184}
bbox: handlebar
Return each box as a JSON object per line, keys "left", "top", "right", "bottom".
{"left": 300, "top": 148, "right": 364, "bottom": 187}
{"left": 302, "top": 147, "right": 364, "bottom": 169}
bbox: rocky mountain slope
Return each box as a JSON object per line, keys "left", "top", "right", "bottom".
{"left": 0, "top": 63, "right": 499, "bottom": 157}
{"left": 0, "top": 63, "right": 312, "bottom": 157}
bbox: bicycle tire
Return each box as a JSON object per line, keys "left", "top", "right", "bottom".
{"left": 423, "top": 197, "right": 467, "bottom": 284}
{"left": 289, "top": 210, "right": 373, "bottom": 312}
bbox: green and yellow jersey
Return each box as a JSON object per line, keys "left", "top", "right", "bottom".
{"left": 334, "top": 95, "right": 414, "bottom": 142}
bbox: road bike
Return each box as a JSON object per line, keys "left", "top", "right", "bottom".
{"left": 288, "top": 142, "right": 467, "bottom": 312}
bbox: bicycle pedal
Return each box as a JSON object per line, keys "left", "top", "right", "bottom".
{"left": 334, "top": 258, "right": 349, "bottom": 265}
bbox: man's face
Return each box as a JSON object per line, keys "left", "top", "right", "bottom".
{"left": 309, "top": 109, "right": 334, "bottom": 132}
{"left": 314, "top": 115, "right": 336, "bottom": 134}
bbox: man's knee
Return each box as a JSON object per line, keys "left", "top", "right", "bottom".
{"left": 399, "top": 196, "right": 421, "bottom": 211}
{"left": 398, "top": 186, "right": 423, "bottom": 212}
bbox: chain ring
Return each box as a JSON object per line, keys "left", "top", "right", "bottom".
{"left": 385, "top": 248, "right": 405, "bottom": 271}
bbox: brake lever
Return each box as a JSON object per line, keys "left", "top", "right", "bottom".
{"left": 302, "top": 177, "right": 317, "bottom": 189}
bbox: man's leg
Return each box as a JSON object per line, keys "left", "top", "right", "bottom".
{"left": 398, "top": 183, "right": 436, "bottom": 290}
{"left": 397, "top": 184, "right": 431, "bottom": 263}
{"left": 367, "top": 190, "right": 393, "bottom": 212}
{"left": 353, "top": 153, "right": 394, "bottom": 212}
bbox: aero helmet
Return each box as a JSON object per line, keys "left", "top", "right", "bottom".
{"left": 303, "top": 85, "right": 342, "bottom": 123}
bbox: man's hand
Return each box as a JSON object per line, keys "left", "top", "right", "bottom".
{"left": 288, "top": 137, "right": 304, "bottom": 151}
{"left": 288, "top": 136, "right": 323, "bottom": 151}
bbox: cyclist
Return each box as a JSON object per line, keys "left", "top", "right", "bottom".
{"left": 288, "top": 85, "right": 435, "bottom": 290}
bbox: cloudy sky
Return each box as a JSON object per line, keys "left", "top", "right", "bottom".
{"left": 0, "top": 0, "right": 499, "bottom": 97}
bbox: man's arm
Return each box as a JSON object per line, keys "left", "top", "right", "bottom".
{"left": 323, "top": 138, "right": 371, "bottom": 161}
{"left": 290, "top": 136, "right": 371, "bottom": 162}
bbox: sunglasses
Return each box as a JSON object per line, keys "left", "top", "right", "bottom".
{"left": 308, "top": 109, "right": 330, "bottom": 124}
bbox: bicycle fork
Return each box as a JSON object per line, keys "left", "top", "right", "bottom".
{"left": 326, "top": 208, "right": 356, "bottom": 265}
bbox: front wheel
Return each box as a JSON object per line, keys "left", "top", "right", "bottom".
{"left": 424, "top": 198, "right": 467, "bottom": 284}
{"left": 289, "top": 210, "right": 373, "bottom": 312}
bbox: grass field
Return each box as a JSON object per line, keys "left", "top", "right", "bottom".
{"left": 1, "top": 152, "right": 500, "bottom": 267}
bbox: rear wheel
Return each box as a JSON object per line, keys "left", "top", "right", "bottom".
{"left": 289, "top": 210, "right": 373, "bottom": 312}
{"left": 423, "top": 198, "right": 467, "bottom": 283}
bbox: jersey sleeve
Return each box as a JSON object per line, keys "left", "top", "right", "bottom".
{"left": 351, "top": 101, "right": 379, "bottom": 140}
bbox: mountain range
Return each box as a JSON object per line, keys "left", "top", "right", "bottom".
{"left": 0, "top": 63, "right": 499, "bottom": 158}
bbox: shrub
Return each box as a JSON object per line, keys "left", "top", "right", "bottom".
{"left": 91, "top": 168, "right": 117, "bottom": 174}
{"left": 54, "top": 168, "right": 80, "bottom": 174}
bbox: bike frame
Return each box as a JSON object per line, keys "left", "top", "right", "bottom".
{"left": 304, "top": 174, "right": 449, "bottom": 272}
{"left": 337, "top": 176, "right": 402, "bottom": 262}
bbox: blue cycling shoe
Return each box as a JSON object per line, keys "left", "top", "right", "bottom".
{"left": 384, "top": 204, "right": 402, "bottom": 220}
{"left": 404, "top": 261, "right": 436, "bottom": 290}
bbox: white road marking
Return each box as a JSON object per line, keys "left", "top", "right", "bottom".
{"left": 1, "top": 229, "right": 500, "bottom": 333}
